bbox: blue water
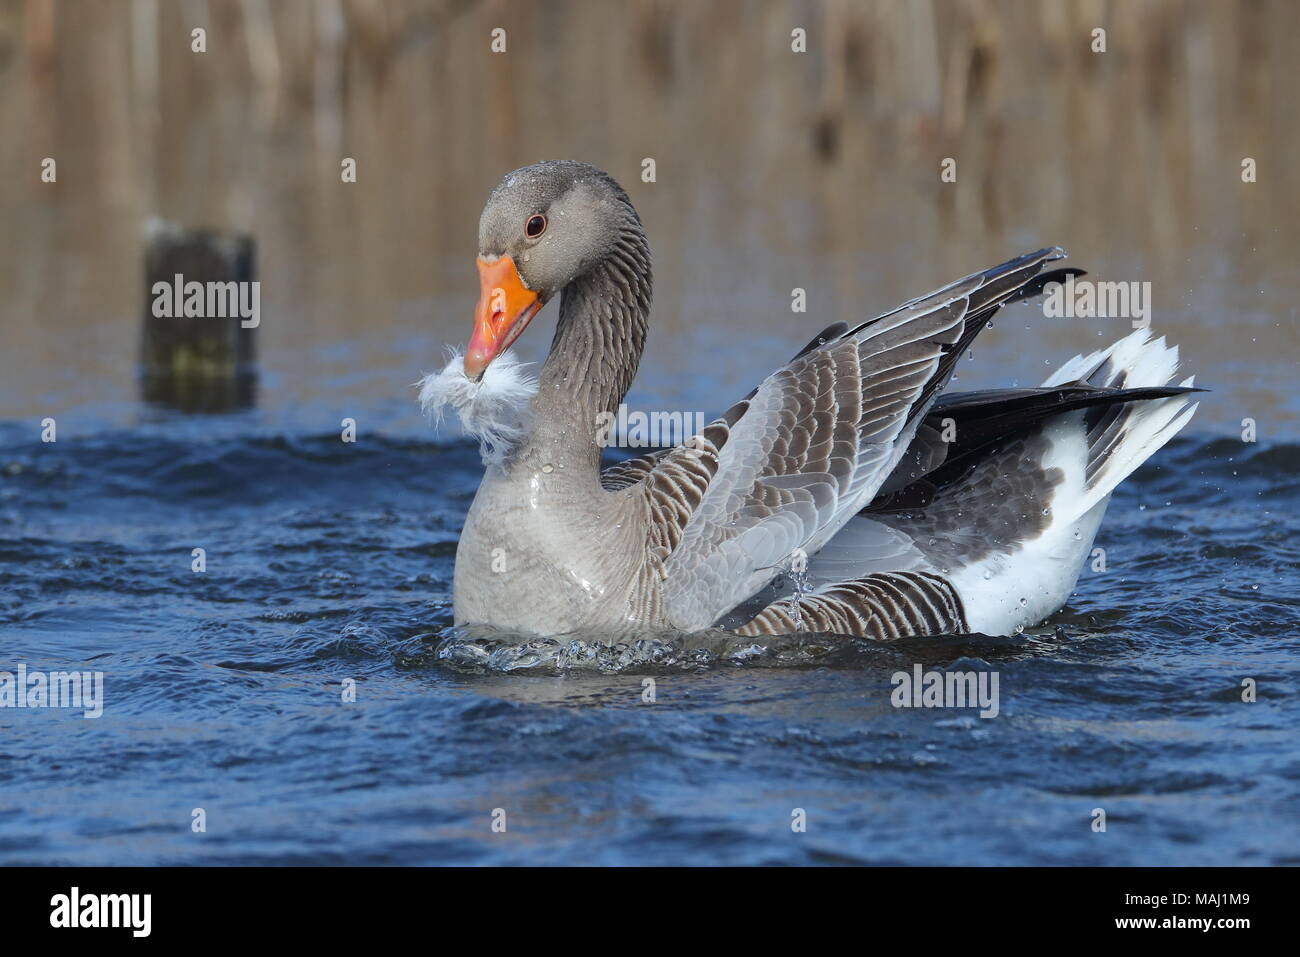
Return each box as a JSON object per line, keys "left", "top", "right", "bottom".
{"left": 1, "top": 417, "right": 1297, "bottom": 865}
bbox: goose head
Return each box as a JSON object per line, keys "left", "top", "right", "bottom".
{"left": 466, "top": 161, "right": 643, "bottom": 380}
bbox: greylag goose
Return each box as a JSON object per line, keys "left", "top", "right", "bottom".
{"left": 422, "top": 161, "right": 1199, "bottom": 640}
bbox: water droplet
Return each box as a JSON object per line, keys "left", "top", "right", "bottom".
{"left": 541, "top": 463, "right": 554, "bottom": 473}
{"left": 1018, "top": 597, "right": 1027, "bottom": 607}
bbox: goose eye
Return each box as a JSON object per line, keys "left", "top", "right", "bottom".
{"left": 525, "top": 214, "right": 547, "bottom": 239}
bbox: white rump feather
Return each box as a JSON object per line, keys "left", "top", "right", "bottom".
{"left": 417, "top": 348, "right": 537, "bottom": 466}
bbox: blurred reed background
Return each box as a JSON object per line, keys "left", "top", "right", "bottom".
{"left": 0, "top": 0, "right": 1296, "bottom": 430}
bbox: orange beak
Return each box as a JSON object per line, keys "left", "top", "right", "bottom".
{"left": 464, "top": 255, "right": 542, "bottom": 381}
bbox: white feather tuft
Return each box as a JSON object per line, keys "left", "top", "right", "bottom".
{"left": 417, "top": 348, "right": 538, "bottom": 467}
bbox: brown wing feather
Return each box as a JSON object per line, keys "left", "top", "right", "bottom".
{"left": 605, "top": 248, "right": 1068, "bottom": 630}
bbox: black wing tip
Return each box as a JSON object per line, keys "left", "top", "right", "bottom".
{"left": 1064, "top": 382, "right": 1208, "bottom": 398}
{"left": 1116, "top": 384, "right": 1210, "bottom": 401}
{"left": 1006, "top": 267, "right": 1089, "bottom": 304}
{"left": 789, "top": 320, "right": 852, "bottom": 361}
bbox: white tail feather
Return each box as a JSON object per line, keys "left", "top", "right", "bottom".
{"left": 953, "top": 329, "right": 1199, "bottom": 634}
{"left": 1042, "top": 328, "right": 1198, "bottom": 519}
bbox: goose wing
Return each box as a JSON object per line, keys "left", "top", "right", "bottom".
{"left": 726, "top": 334, "right": 1201, "bottom": 631}
{"left": 613, "top": 247, "right": 1069, "bottom": 630}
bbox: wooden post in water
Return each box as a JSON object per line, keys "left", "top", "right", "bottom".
{"left": 139, "top": 222, "right": 258, "bottom": 412}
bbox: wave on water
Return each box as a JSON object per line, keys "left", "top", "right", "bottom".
{"left": 2, "top": 420, "right": 1298, "bottom": 866}
{"left": 419, "top": 624, "right": 1050, "bottom": 675}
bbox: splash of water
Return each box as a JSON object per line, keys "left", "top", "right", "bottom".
{"left": 420, "top": 624, "right": 902, "bottom": 675}
{"left": 786, "top": 547, "right": 810, "bottom": 632}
